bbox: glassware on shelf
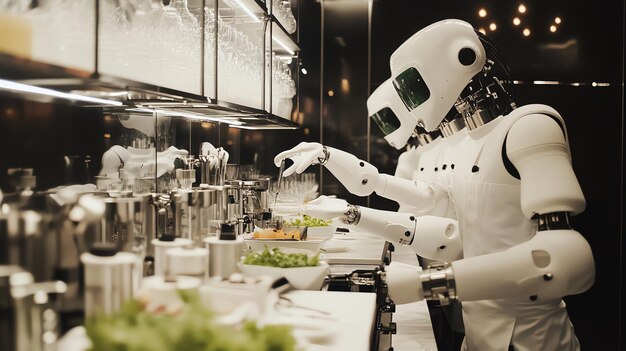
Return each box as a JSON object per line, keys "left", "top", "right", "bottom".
{"left": 266, "top": 53, "right": 296, "bottom": 118}
{"left": 214, "top": 10, "right": 264, "bottom": 108}
{"left": 0, "top": 0, "right": 96, "bottom": 71}
{"left": 99, "top": 0, "right": 202, "bottom": 94}
{"left": 271, "top": 0, "right": 296, "bottom": 34}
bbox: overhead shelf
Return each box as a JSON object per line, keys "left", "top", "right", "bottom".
{"left": 0, "top": 0, "right": 300, "bottom": 130}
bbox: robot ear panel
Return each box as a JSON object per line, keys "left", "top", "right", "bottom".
{"left": 458, "top": 47, "right": 477, "bottom": 66}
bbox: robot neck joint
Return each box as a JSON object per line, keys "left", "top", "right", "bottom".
{"left": 439, "top": 118, "right": 466, "bottom": 137}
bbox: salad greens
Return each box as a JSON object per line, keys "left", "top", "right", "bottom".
{"left": 86, "top": 290, "right": 296, "bottom": 351}
{"left": 243, "top": 247, "right": 320, "bottom": 268}
{"left": 283, "top": 214, "right": 332, "bottom": 227}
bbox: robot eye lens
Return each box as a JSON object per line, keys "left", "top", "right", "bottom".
{"left": 458, "top": 47, "right": 477, "bottom": 66}
{"left": 370, "top": 107, "right": 401, "bottom": 136}
{"left": 393, "top": 67, "right": 431, "bottom": 111}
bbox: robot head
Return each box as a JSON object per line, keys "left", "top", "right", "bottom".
{"left": 389, "top": 19, "right": 486, "bottom": 132}
{"left": 367, "top": 79, "right": 420, "bottom": 150}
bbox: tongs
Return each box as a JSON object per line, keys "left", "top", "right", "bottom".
{"left": 273, "top": 159, "right": 285, "bottom": 206}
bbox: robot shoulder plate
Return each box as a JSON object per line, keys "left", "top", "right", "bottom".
{"left": 505, "top": 112, "right": 585, "bottom": 218}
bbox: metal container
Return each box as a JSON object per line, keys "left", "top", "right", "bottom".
{"left": 100, "top": 195, "right": 153, "bottom": 259}
{"left": 204, "top": 224, "right": 243, "bottom": 278}
{"left": 171, "top": 188, "right": 219, "bottom": 243}
{"left": 81, "top": 245, "right": 137, "bottom": 318}
{"left": 227, "top": 178, "right": 271, "bottom": 233}
{"left": 151, "top": 237, "right": 193, "bottom": 276}
{"left": 207, "top": 185, "right": 242, "bottom": 235}
{"left": 1, "top": 265, "right": 67, "bottom": 351}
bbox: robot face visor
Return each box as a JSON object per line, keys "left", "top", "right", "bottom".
{"left": 370, "top": 107, "right": 401, "bottom": 136}
{"left": 393, "top": 67, "right": 431, "bottom": 112}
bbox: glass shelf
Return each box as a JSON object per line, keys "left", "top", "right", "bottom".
{"left": 0, "top": 0, "right": 300, "bottom": 130}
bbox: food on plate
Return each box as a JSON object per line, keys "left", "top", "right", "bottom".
{"left": 86, "top": 291, "right": 296, "bottom": 351}
{"left": 253, "top": 227, "right": 302, "bottom": 240}
{"left": 283, "top": 214, "right": 332, "bottom": 227}
{"left": 243, "top": 247, "right": 320, "bottom": 268}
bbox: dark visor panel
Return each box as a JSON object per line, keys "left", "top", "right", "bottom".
{"left": 393, "top": 67, "right": 430, "bottom": 111}
{"left": 370, "top": 107, "right": 401, "bottom": 136}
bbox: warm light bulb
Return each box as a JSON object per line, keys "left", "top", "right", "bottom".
{"left": 478, "top": 8, "right": 487, "bottom": 17}
{"left": 479, "top": 28, "right": 487, "bottom": 35}
{"left": 513, "top": 17, "right": 521, "bottom": 26}
{"left": 328, "top": 90, "right": 335, "bottom": 97}
{"left": 523, "top": 28, "right": 531, "bottom": 36}
{"left": 550, "top": 25, "right": 557, "bottom": 33}
{"left": 555, "top": 17, "right": 562, "bottom": 24}
{"left": 518, "top": 4, "right": 527, "bottom": 14}
{"left": 489, "top": 23, "right": 497, "bottom": 31}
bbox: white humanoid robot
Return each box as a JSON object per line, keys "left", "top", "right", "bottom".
{"left": 275, "top": 19, "right": 595, "bottom": 350}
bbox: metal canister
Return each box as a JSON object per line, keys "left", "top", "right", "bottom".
{"left": 204, "top": 224, "right": 243, "bottom": 278}
{"left": 1, "top": 265, "right": 67, "bottom": 351}
{"left": 208, "top": 184, "right": 242, "bottom": 235}
{"left": 81, "top": 244, "right": 136, "bottom": 318}
{"left": 151, "top": 237, "right": 193, "bottom": 277}
{"left": 100, "top": 195, "right": 153, "bottom": 259}
{"left": 171, "top": 188, "right": 219, "bottom": 244}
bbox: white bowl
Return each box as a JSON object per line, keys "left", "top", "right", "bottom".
{"left": 238, "top": 261, "right": 329, "bottom": 290}
{"left": 306, "top": 224, "right": 338, "bottom": 240}
{"left": 244, "top": 238, "right": 325, "bottom": 252}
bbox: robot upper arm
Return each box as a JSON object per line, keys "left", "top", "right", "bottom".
{"left": 505, "top": 114, "right": 585, "bottom": 219}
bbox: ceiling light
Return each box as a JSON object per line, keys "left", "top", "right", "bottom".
{"left": 523, "top": 28, "right": 531, "bottom": 37}
{"left": 489, "top": 23, "right": 497, "bottom": 31}
{"left": 478, "top": 28, "right": 487, "bottom": 35}
{"left": 533, "top": 80, "right": 560, "bottom": 85}
{"left": 513, "top": 17, "right": 521, "bottom": 26}
{"left": 518, "top": 4, "right": 527, "bottom": 14}
{"left": 550, "top": 25, "right": 557, "bottom": 33}
{"left": 554, "top": 17, "right": 562, "bottom": 24}
{"left": 478, "top": 8, "right": 487, "bottom": 17}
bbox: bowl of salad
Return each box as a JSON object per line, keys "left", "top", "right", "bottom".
{"left": 283, "top": 215, "right": 337, "bottom": 240}
{"left": 239, "top": 247, "right": 329, "bottom": 290}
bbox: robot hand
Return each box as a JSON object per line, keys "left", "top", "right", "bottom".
{"left": 274, "top": 142, "right": 325, "bottom": 177}
{"left": 303, "top": 195, "right": 349, "bottom": 220}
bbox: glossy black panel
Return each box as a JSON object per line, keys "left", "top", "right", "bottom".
{"left": 320, "top": 0, "right": 370, "bottom": 206}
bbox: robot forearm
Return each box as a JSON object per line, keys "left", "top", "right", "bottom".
{"left": 377, "top": 174, "right": 436, "bottom": 209}
{"left": 323, "top": 147, "right": 435, "bottom": 208}
{"left": 343, "top": 205, "right": 462, "bottom": 262}
{"left": 386, "top": 225, "right": 595, "bottom": 305}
